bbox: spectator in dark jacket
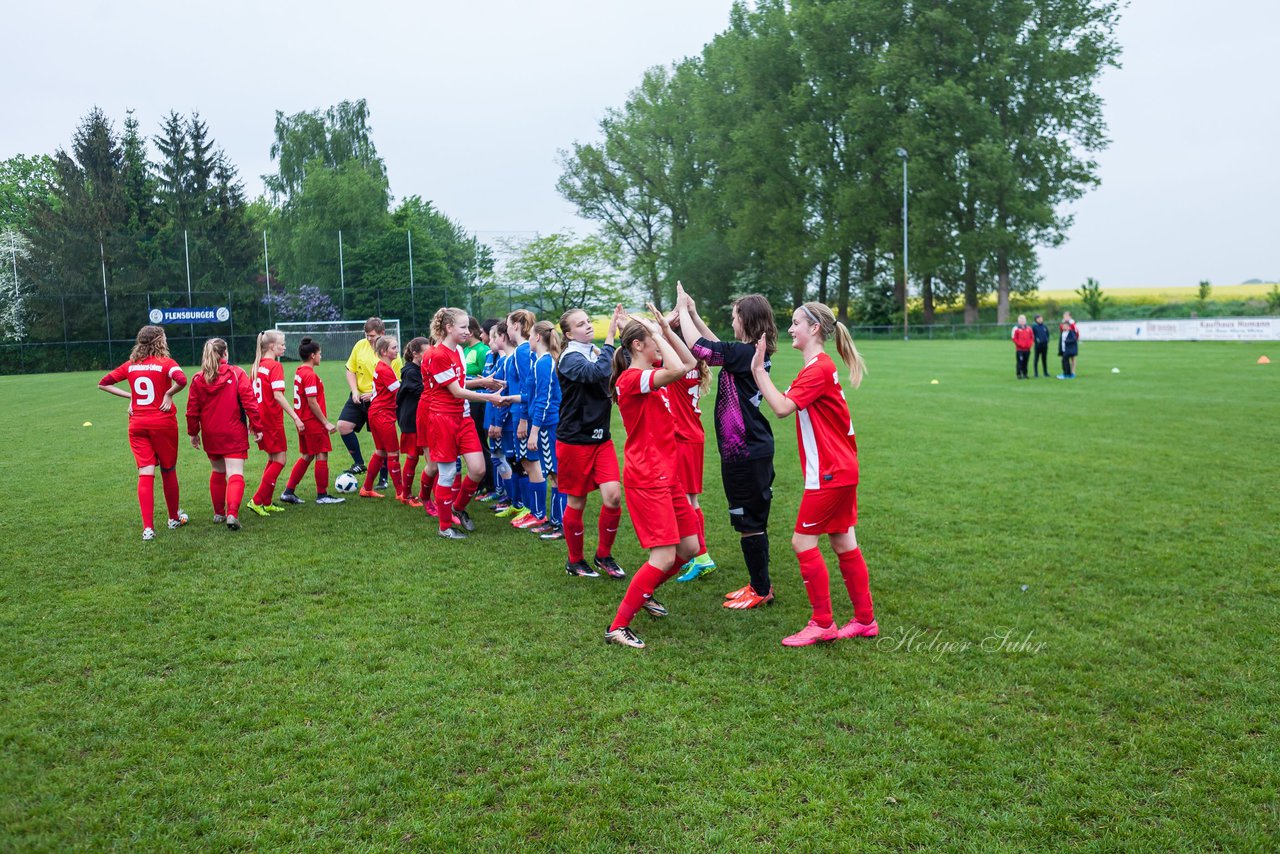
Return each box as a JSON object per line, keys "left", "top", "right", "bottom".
{"left": 1031, "top": 315, "right": 1050, "bottom": 377}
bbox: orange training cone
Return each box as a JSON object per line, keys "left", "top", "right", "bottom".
{"left": 1259, "top": 356, "right": 1271, "bottom": 364}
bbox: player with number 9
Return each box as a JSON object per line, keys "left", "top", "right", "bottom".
{"left": 247, "top": 330, "right": 305, "bottom": 517}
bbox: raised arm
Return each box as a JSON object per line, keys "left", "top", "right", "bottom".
{"left": 644, "top": 307, "right": 697, "bottom": 389}
{"left": 750, "top": 335, "right": 797, "bottom": 418}
{"left": 675, "top": 282, "right": 717, "bottom": 346}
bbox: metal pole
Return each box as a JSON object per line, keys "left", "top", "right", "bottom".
{"left": 184, "top": 228, "right": 195, "bottom": 352}
{"left": 10, "top": 243, "right": 16, "bottom": 297}
{"left": 263, "top": 229, "right": 272, "bottom": 326}
{"left": 408, "top": 229, "right": 415, "bottom": 332}
{"left": 338, "top": 230, "right": 345, "bottom": 313}
{"left": 897, "top": 149, "right": 909, "bottom": 342}
{"left": 100, "top": 240, "right": 113, "bottom": 364}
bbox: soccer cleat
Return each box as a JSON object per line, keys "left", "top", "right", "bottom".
{"left": 513, "top": 514, "right": 543, "bottom": 529}
{"left": 604, "top": 625, "right": 645, "bottom": 649}
{"left": 540, "top": 526, "right": 565, "bottom": 541}
{"left": 358, "top": 488, "right": 384, "bottom": 498}
{"left": 345, "top": 463, "right": 367, "bottom": 476}
{"left": 264, "top": 503, "right": 286, "bottom": 514}
{"left": 837, "top": 618, "right": 880, "bottom": 639}
{"left": 167, "top": 510, "right": 189, "bottom": 530}
{"left": 509, "top": 508, "right": 532, "bottom": 525}
{"left": 247, "top": 501, "right": 270, "bottom": 518}
{"left": 438, "top": 527, "right": 468, "bottom": 541}
{"left": 315, "top": 494, "right": 345, "bottom": 505}
{"left": 142, "top": 527, "right": 156, "bottom": 541}
{"left": 405, "top": 496, "right": 424, "bottom": 508}
{"left": 724, "top": 585, "right": 751, "bottom": 600}
{"left": 676, "top": 555, "right": 717, "bottom": 582}
{"left": 477, "top": 490, "right": 501, "bottom": 503}
{"left": 642, "top": 597, "right": 668, "bottom": 618}
{"left": 529, "top": 521, "right": 557, "bottom": 535}
{"left": 594, "top": 554, "right": 626, "bottom": 579}
{"left": 279, "top": 491, "right": 305, "bottom": 505}
{"left": 565, "top": 560, "right": 600, "bottom": 578}
{"left": 424, "top": 500, "right": 438, "bottom": 517}
{"left": 724, "top": 587, "right": 775, "bottom": 610}
{"left": 781, "top": 619, "right": 839, "bottom": 647}
{"left": 454, "top": 509, "right": 476, "bottom": 532}
{"left": 212, "top": 514, "right": 227, "bottom": 524}
{"left": 226, "top": 515, "right": 241, "bottom": 531}
{"left": 494, "top": 503, "right": 523, "bottom": 518}
{"left": 376, "top": 477, "right": 389, "bottom": 491}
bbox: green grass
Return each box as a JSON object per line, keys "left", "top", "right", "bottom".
{"left": 2, "top": 341, "right": 1277, "bottom": 850}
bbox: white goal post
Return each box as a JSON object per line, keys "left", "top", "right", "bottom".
{"left": 273, "top": 319, "right": 402, "bottom": 361}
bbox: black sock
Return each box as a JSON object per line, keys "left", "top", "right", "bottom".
{"left": 341, "top": 432, "right": 364, "bottom": 467}
{"left": 740, "top": 533, "right": 771, "bottom": 596}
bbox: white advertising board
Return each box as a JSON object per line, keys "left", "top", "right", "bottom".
{"left": 1075, "top": 317, "right": 1280, "bottom": 342}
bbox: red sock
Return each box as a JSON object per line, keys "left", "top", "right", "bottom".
{"left": 456, "top": 477, "right": 479, "bottom": 511}
{"left": 797, "top": 547, "right": 834, "bottom": 627}
{"left": 596, "top": 504, "right": 622, "bottom": 559}
{"left": 451, "top": 477, "right": 461, "bottom": 505}
{"left": 386, "top": 455, "right": 403, "bottom": 498}
{"left": 422, "top": 471, "right": 437, "bottom": 498}
{"left": 362, "top": 458, "right": 380, "bottom": 492}
{"left": 434, "top": 481, "right": 455, "bottom": 532}
{"left": 610, "top": 560, "right": 672, "bottom": 631}
{"left": 160, "top": 468, "right": 180, "bottom": 520}
{"left": 226, "top": 474, "right": 245, "bottom": 518}
{"left": 694, "top": 506, "right": 707, "bottom": 554}
{"left": 403, "top": 455, "right": 419, "bottom": 497}
{"left": 563, "top": 504, "right": 585, "bottom": 563}
{"left": 837, "top": 548, "right": 875, "bottom": 624}
{"left": 137, "top": 474, "right": 155, "bottom": 529}
{"left": 315, "top": 460, "right": 329, "bottom": 494}
{"left": 209, "top": 471, "right": 226, "bottom": 515}
{"left": 253, "top": 460, "right": 285, "bottom": 505}
{"left": 287, "top": 458, "right": 310, "bottom": 492}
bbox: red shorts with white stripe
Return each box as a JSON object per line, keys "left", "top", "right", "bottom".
{"left": 794, "top": 484, "right": 858, "bottom": 535}
{"left": 128, "top": 423, "right": 179, "bottom": 468}
{"left": 256, "top": 423, "right": 287, "bottom": 454}
{"left": 298, "top": 430, "right": 332, "bottom": 456}
{"left": 675, "top": 441, "right": 703, "bottom": 495}
{"left": 399, "top": 431, "right": 419, "bottom": 456}
{"left": 369, "top": 414, "right": 399, "bottom": 454}
{"left": 626, "top": 482, "right": 701, "bottom": 549}
{"left": 426, "top": 412, "right": 481, "bottom": 463}
{"left": 555, "top": 440, "right": 620, "bottom": 498}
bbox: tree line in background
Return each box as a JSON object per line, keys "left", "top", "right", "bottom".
{"left": 559, "top": 0, "right": 1123, "bottom": 326}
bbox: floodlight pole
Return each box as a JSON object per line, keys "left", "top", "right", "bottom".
{"left": 100, "top": 240, "right": 113, "bottom": 363}
{"left": 263, "top": 229, "right": 272, "bottom": 325}
{"left": 408, "top": 229, "right": 415, "bottom": 330}
{"left": 338, "top": 230, "right": 346, "bottom": 314}
{"left": 897, "top": 147, "right": 909, "bottom": 341}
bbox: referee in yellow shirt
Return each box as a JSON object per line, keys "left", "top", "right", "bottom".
{"left": 337, "top": 317, "right": 403, "bottom": 486}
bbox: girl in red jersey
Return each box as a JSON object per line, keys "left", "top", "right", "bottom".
{"left": 98, "top": 324, "right": 189, "bottom": 541}
{"left": 280, "top": 337, "right": 344, "bottom": 505}
{"left": 750, "top": 302, "right": 877, "bottom": 647}
{"left": 186, "top": 338, "right": 264, "bottom": 531}
{"left": 396, "top": 337, "right": 430, "bottom": 507}
{"left": 247, "top": 330, "right": 306, "bottom": 516}
{"left": 423, "top": 307, "right": 510, "bottom": 540}
{"left": 604, "top": 308, "right": 700, "bottom": 649}
{"left": 359, "top": 335, "right": 406, "bottom": 499}
{"left": 666, "top": 340, "right": 716, "bottom": 581}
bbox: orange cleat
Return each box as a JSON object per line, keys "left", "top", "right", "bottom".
{"left": 359, "top": 488, "right": 385, "bottom": 498}
{"left": 724, "top": 585, "right": 751, "bottom": 600}
{"left": 406, "top": 496, "right": 424, "bottom": 508}
{"left": 724, "top": 587, "right": 774, "bottom": 610}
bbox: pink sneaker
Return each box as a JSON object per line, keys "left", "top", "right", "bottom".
{"left": 424, "top": 500, "right": 438, "bottom": 518}
{"left": 781, "top": 620, "right": 838, "bottom": 647}
{"left": 837, "top": 618, "right": 879, "bottom": 639}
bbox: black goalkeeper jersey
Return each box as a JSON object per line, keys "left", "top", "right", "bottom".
{"left": 556, "top": 341, "right": 615, "bottom": 445}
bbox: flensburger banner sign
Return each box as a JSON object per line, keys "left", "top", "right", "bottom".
{"left": 1076, "top": 317, "right": 1280, "bottom": 342}
{"left": 149, "top": 307, "right": 231, "bottom": 325}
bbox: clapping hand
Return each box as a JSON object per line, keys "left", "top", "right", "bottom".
{"left": 750, "top": 334, "right": 768, "bottom": 374}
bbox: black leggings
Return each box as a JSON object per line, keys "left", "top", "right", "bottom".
{"left": 1034, "top": 345, "right": 1048, "bottom": 376}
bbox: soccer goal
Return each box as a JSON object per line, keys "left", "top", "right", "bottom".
{"left": 274, "top": 319, "right": 401, "bottom": 362}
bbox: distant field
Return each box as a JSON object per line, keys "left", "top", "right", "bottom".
{"left": 1035, "top": 283, "right": 1276, "bottom": 303}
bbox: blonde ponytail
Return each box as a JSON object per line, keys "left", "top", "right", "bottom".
{"left": 201, "top": 338, "right": 228, "bottom": 384}
{"left": 833, "top": 321, "right": 866, "bottom": 389}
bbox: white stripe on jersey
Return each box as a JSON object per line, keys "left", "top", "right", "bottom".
{"left": 271, "top": 380, "right": 286, "bottom": 390}
{"left": 304, "top": 386, "right": 317, "bottom": 394}
{"left": 167, "top": 366, "right": 181, "bottom": 378}
{"left": 797, "top": 408, "right": 821, "bottom": 490}
{"left": 433, "top": 369, "right": 455, "bottom": 383}
{"left": 639, "top": 369, "right": 655, "bottom": 394}
{"left": 388, "top": 381, "right": 401, "bottom": 392}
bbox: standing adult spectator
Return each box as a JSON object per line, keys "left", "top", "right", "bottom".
{"left": 1031, "top": 314, "right": 1050, "bottom": 377}
{"left": 1057, "top": 312, "right": 1079, "bottom": 380}
{"left": 1011, "top": 315, "right": 1034, "bottom": 379}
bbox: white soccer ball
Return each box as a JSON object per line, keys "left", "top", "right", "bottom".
{"left": 334, "top": 472, "right": 359, "bottom": 494}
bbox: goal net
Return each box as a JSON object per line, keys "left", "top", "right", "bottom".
{"left": 274, "top": 319, "right": 401, "bottom": 362}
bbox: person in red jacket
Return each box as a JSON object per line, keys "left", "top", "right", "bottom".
{"left": 1011, "top": 315, "right": 1034, "bottom": 379}
{"left": 185, "top": 338, "right": 263, "bottom": 531}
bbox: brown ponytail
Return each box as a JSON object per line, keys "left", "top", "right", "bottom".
{"left": 531, "top": 320, "right": 562, "bottom": 362}
{"left": 609, "top": 320, "right": 648, "bottom": 396}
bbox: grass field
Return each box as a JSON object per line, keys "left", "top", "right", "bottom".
{"left": 2, "top": 341, "right": 1277, "bottom": 849}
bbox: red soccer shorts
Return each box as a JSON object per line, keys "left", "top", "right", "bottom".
{"left": 625, "top": 482, "right": 701, "bottom": 549}
{"left": 399, "top": 431, "right": 418, "bottom": 456}
{"left": 298, "top": 430, "right": 332, "bottom": 456}
{"left": 128, "top": 422, "right": 178, "bottom": 468}
{"left": 369, "top": 413, "right": 399, "bottom": 453}
{"left": 675, "top": 440, "right": 704, "bottom": 495}
{"left": 556, "top": 440, "right": 620, "bottom": 498}
{"left": 207, "top": 451, "right": 248, "bottom": 461}
{"left": 794, "top": 484, "right": 858, "bottom": 535}
{"left": 426, "top": 412, "right": 481, "bottom": 463}
{"left": 256, "top": 422, "right": 287, "bottom": 454}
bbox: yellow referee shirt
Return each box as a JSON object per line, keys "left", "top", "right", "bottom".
{"left": 346, "top": 339, "right": 404, "bottom": 394}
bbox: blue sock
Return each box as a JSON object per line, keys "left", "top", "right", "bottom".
{"left": 531, "top": 480, "right": 547, "bottom": 519}
{"left": 515, "top": 474, "right": 528, "bottom": 510}
{"left": 500, "top": 473, "right": 513, "bottom": 503}
{"left": 549, "top": 488, "right": 563, "bottom": 525}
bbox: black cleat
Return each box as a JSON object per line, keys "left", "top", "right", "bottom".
{"left": 565, "top": 560, "right": 600, "bottom": 578}
{"left": 279, "top": 491, "right": 304, "bottom": 505}
{"left": 594, "top": 554, "right": 626, "bottom": 579}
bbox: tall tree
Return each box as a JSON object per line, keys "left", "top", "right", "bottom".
{"left": 500, "top": 232, "right": 628, "bottom": 319}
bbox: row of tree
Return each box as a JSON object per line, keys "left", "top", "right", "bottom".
{"left": 558, "top": 0, "right": 1122, "bottom": 325}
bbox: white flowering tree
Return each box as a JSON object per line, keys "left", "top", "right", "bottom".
{"left": 0, "top": 228, "right": 31, "bottom": 341}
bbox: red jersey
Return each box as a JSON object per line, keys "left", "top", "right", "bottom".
{"left": 293, "top": 365, "right": 326, "bottom": 431}
{"left": 669, "top": 369, "right": 705, "bottom": 444}
{"left": 369, "top": 360, "right": 401, "bottom": 422}
{"left": 185, "top": 360, "right": 263, "bottom": 455}
{"left": 783, "top": 352, "right": 858, "bottom": 490}
{"left": 424, "top": 343, "right": 465, "bottom": 417}
{"left": 100, "top": 357, "right": 186, "bottom": 427}
{"left": 1011, "top": 326, "right": 1034, "bottom": 350}
{"left": 615, "top": 367, "right": 678, "bottom": 489}
{"left": 253, "top": 358, "right": 287, "bottom": 423}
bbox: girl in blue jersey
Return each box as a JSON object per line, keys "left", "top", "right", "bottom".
{"left": 506, "top": 310, "right": 545, "bottom": 529}
{"left": 490, "top": 323, "right": 526, "bottom": 518}
{"left": 527, "top": 320, "right": 565, "bottom": 539}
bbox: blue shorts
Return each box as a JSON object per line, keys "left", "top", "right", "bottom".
{"left": 538, "top": 424, "right": 558, "bottom": 475}
{"left": 500, "top": 428, "right": 516, "bottom": 459}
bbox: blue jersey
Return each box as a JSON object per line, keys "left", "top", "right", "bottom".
{"left": 509, "top": 341, "right": 535, "bottom": 424}
{"left": 486, "top": 352, "right": 515, "bottom": 431}
{"left": 530, "top": 353, "right": 562, "bottom": 428}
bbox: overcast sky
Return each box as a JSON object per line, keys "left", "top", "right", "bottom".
{"left": 2, "top": 0, "right": 1276, "bottom": 289}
